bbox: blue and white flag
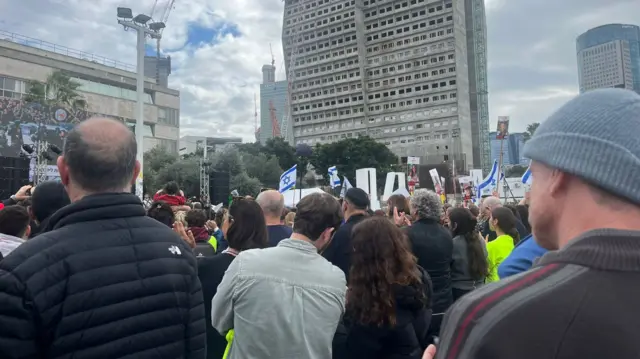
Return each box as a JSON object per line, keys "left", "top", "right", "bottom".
{"left": 340, "top": 176, "right": 353, "bottom": 198}
{"left": 476, "top": 160, "right": 503, "bottom": 200}
{"left": 328, "top": 166, "right": 341, "bottom": 188}
{"left": 522, "top": 165, "right": 532, "bottom": 185}
{"left": 279, "top": 164, "right": 297, "bottom": 193}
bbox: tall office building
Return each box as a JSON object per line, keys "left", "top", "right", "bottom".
{"left": 282, "top": 0, "right": 475, "bottom": 170}
{"left": 144, "top": 55, "right": 172, "bottom": 87}
{"left": 464, "top": 0, "right": 490, "bottom": 173}
{"left": 259, "top": 64, "right": 288, "bottom": 144}
{"left": 577, "top": 24, "right": 640, "bottom": 94}
{"left": 489, "top": 132, "right": 527, "bottom": 166}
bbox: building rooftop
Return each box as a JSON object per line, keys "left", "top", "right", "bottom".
{"left": 0, "top": 29, "right": 135, "bottom": 72}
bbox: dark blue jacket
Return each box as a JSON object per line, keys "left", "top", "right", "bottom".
{"left": 498, "top": 234, "right": 548, "bottom": 279}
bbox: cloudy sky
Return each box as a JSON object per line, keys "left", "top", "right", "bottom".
{"left": 3, "top": 0, "right": 640, "bottom": 142}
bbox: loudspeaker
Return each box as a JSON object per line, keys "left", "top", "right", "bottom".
{"left": 209, "top": 171, "right": 230, "bottom": 206}
{"left": 0, "top": 156, "right": 30, "bottom": 199}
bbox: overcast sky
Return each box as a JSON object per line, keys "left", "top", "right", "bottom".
{"left": 3, "top": 0, "right": 640, "bottom": 142}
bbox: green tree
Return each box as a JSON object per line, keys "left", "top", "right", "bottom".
{"left": 143, "top": 146, "right": 179, "bottom": 195}
{"left": 505, "top": 165, "right": 528, "bottom": 178}
{"left": 211, "top": 148, "right": 244, "bottom": 176}
{"left": 230, "top": 172, "right": 263, "bottom": 197}
{"left": 242, "top": 153, "right": 282, "bottom": 189}
{"left": 24, "top": 70, "right": 87, "bottom": 110}
{"left": 310, "top": 136, "right": 399, "bottom": 190}
{"left": 523, "top": 122, "right": 540, "bottom": 142}
{"left": 156, "top": 158, "right": 201, "bottom": 196}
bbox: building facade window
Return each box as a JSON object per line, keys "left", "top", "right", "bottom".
{"left": 157, "top": 138, "right": 178, "bottom": 153}
{"left": 0, "top": 76, "right": 29, "bottom": 99}
{"left": 73, "top": 78, "right": 154, "bottom": 104}
{"left": 158, "top": 107, "right": 179, "bottom": 126}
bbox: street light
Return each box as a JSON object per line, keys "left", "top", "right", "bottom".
{"left": 117, "top": 7, "right": 165, "bottom": 200}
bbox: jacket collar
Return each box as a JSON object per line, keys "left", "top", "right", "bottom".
{"left": 537, "top": 228, "right": 640, "bottom": 271}
{"left": 277, "top": 238, "right": 318, "bottom": 254}
{"left": 46, "top": 193, "right": 146, "bottom": 231}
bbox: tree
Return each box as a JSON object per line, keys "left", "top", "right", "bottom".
{"left": 211, "top": 148, "right": 244, "bottom": 176}
{"left": 156, "top": 158, "right": 201, "bottom": 197}
{"left": 505, "top": 165, "right": 528, "bottom": 178}
{"left": 24, "top": 70, "right": 87, "bottom": 110}
{"left": 143, "top": 146, "right": 179, "bottom": 195}
{"left": 310, "top": 136, "right": 399, "bottom": 190}
{"left": 242, "top": 153, "right": 282, "bottom": 189}
{"left": 523, "top": 122, "right": 540, "bottom": 142}
{"left": 230, "top": 172, "right": 263, "bottom": 197}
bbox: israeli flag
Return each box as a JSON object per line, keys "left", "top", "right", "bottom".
{"left": 522, "top": 165, "right": 532, "bottom": 185}
{"left": 340, "top": 176, "right": 353, "bottom": 198}
{"left": 328, "top": 166, "right": 341, "bottom": 188}
{"left": 476, "top": 160, "right": 503, "bottom": 200}
{"left": 279, "top": 164, "right": 297, "bottom": 193}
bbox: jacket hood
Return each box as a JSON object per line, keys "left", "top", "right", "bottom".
{"left": 0, "top": 233, "right": 25, "bottom": 257}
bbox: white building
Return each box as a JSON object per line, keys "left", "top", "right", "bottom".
{"left": 282, "top": 0, "right": 475, "bottom": 170}
{"left": 577, "top": 40, "right": 634, "bottom": 93}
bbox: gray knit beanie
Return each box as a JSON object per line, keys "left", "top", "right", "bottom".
{"left": 523, "top": 88, "right": 640, "bottom": 204}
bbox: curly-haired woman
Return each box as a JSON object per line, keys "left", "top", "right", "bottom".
{"left": 333, "top": 216, "right": 433, "bottom": 359}
{"left": 405, "top": 189, "right": 453, "bottom": 338}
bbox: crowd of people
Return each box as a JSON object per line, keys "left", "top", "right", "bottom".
{"left": 0, "top": 87, "right": 638, "bottom": 359}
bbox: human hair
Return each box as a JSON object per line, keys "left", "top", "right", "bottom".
{"left": 0, "top": 205, "right": 30, "bottom": 238}
{"left": 185, "top": 209, "right": 207, "bottom": 228}
{"left": 214, "top": 208, "right": 226, "bottom": 227}
{"left": 373, "top": 209, "right": 386, "bottom": 216}
{"left": 281, "top": 207, "right": 290, "bottom": 222}
{"left": 491, "top": 207, "right": 520, "bottom": 244}
{"left": 504, "top": 204, "right": 521, "bottom": 220}
{"left": 482, "top": 196, "right": 501, "bottom": 210}
{"left": 387, "top": 194, "right": 409, "bottom": 217}
{"left": 174, "top": 211, "right": 188, "bottom": 226}
{"left": 30, "top": 181, "right": 70, "bottom": 223}
{"left": 256, "top": 190, "right": 285, "bottom": 217}
{"left": 147, "top": 201, "right": 174, "bottom": 227}
{"left": 293, "top": 192, "right": 342, "bottom": 241}
{"left": 164, "top": 181, "right": 179, "bottom": 195}
{"left": 348, "top": 216, "right": 426, "bottom": 326}
{"left": 449, "top": 208, "right": 489, "bottom": 280}
{"left": 468, "top": 204, "right": 480, "bottom": 218}
{"left": 227, "top": 198, "right": 268, "bottom": 250}
{"left": 284, "top": 212, "right": 295, "bottom": 227}
{"left": 409, "top": 189, "right": 442, "bottom": 220}
{"left": 515, "top": 205, "right": 530, "bottom": 233}
{"left": 63, "top": 118, "right": 137, "bottom": 192}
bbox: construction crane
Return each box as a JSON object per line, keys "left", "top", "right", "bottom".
{"left": 149, "top": 0, "right": 176, "bottom": 85}
{"left": 270, "top": 43, "right": 275, "bottom": 67}
{"left": 269, "top": 100, "right": 282, "bottom": 138}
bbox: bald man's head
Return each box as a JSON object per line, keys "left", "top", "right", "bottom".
{"left": 256, "top": 190, "right": 285, "bottom": 218}
{"left": 60, "top": 117, "right": 137, "bottom": 193}
{"left": 482, "top": 196, "right": 502, "bottom": 212}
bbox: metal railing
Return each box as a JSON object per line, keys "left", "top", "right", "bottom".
{"left": 0, "top": 29, "right": 136, "bottom": 72}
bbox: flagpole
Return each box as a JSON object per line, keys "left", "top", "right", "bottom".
{"left": 496, "top": 136, "right": 505, "bottom": 199}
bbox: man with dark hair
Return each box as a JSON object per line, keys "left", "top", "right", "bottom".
{"left": 322, "top": 187, "right": 369, "bottom": 280}
{"left": 186, "top": 209, "right": 217, "bottom": 257}
{"left": 0, "top": 117, "right": 205, "bottom": 358}
{"left": 211, "top": 192, "right": 345, "bottom": 359}
{"left": 28, "top": 181, "right": 70, "bottom": 237}
{"left": 0, "top": 205, "right": 30, "bottom": 257}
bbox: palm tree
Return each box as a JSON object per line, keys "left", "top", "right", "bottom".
{"left": 24, "top": 70, "right": 87, "bottom": 110}
{"left": 522, "top": 122, "right": 540, "bottom": 142}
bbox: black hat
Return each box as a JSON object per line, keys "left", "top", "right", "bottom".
{"left": 345, "top": 188, "right": 370, "bottom": 209}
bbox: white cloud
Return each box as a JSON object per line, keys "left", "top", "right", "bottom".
{"left": 3, "top": 0, "right": 640, "bottom": 144}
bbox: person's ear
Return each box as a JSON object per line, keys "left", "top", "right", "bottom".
{"left": 25, "top": 225, "right": 31, "bottom": 240}
{"left": 131, "top": 160, "right": 141, "bottom": 185}
{"left": 57, "top": 156, "right": 70, "bottom": 186}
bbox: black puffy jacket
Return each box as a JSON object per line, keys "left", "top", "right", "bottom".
{"left": 0, "top": 193, "right": 206, "bottom": 359}
{"left": 333, "top": 266, "right": 433, "bottom": 359}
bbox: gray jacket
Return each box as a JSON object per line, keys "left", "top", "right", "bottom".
{"left": 451, "top": 234, "right": 487, "bottom": 290}
{"left": 211, "top": 238, "right": 346, "bottom": 359}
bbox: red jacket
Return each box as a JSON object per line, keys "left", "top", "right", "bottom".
{"left": 153, "top": 193, "right": 186, "bottom": 206}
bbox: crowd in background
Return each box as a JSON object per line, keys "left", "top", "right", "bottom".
{"left": 0, "top": 88, "right": 639, "bottom": 359}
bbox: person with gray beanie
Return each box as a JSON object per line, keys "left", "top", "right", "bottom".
{"left": 423, "top": 88, "right": 640, "bottom": 359}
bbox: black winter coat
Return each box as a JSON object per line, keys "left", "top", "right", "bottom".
{"left": 405, "top": 218, "right": 453, "bottom": 315}
{"left": 333, "top": 267, "right": 433, "bottom": 359}
{"left": 322, "top": 214, "right": 367, "bottom": 281}
{"left": 0, "top": 193, "right": 206, "bottom": 359}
